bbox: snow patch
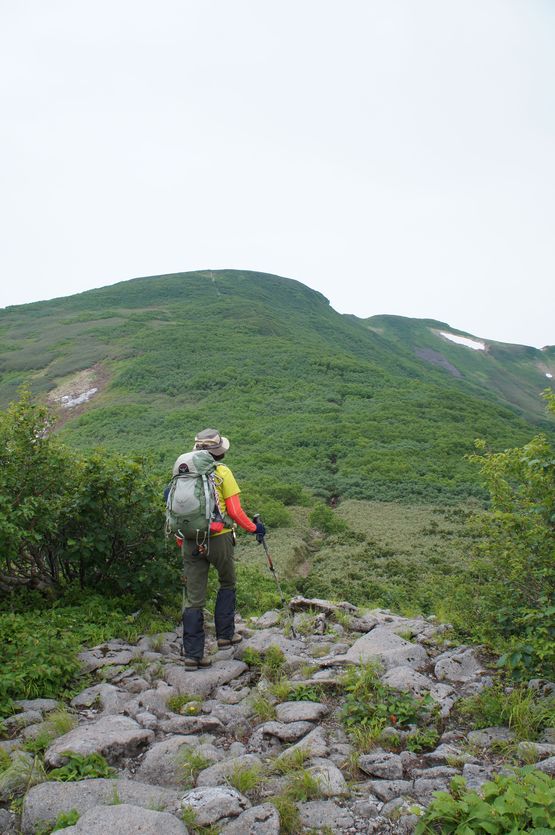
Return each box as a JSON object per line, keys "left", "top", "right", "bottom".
{"left": 57, "top": 388, "right": 98, "bottom": 409}
{"left": 440, "top": 331, "right": 485, "bottom": 351}
{"left": 546, "top": 373, "right": 553, "bottom": 379}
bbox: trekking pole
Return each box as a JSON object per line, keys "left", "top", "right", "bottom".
{"left": 253, "top": 514, "right": 298, "bottom": 639}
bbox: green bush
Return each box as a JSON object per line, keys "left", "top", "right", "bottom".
{"left": 457, "top": 684, "right": 555, "bottom": 741}
{"left": 415, "top": 768, "right": 555, "bottom": 834}
{"left": 308, "top": 502, "right": 347, "bottom": 534}
{"left": 48, "top": 752, "right": 115, "bottom": 781}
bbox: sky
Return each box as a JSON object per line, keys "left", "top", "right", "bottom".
{"left": 1, "top": 1, "right": 554, "bottom": 348}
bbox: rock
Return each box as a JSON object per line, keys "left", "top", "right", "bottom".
{"left": 534, "top": 756, "right": 555, "bottom": 776}
{"left": 467, "top": 727, "right": 514, "bottom": 749}
{"left": 135, "top": 735, "right": 209, "bottom": 787}
{"left": 21, "top": 779, "right": 180, "bottom": 834}
{"left": 358, "top": 751, "right": 404, "bottom": 780}
{"left": 350, "top": 798, "right": 381, "bottom": 819}
{"left": 345, "top": 627, "right": 428, "bottom": 671}
{"left": 237, "top": 629, "right": 305, "bottom": 659}
{"left": 165, "top": 660, "right": 248, "bottom": 698}
{"left": 44, "top": 715, "right": 154, "bottom": 767}
{"left": 228, "top": 741, "right": 247, "bottom": 757}
{"left": 540, "top": 728, "right": 555, "bottom": 745}
{"left": 56, "top": 804, "right": 187, "bottom": 834}
{"left": 124, "top": 685, "right": 176, "bottom": 719}
{"left": 275, "top": 701, "right": 328, "bottom": 723}
{"left": 14, "top": 699, "right": 59, "bottom": 714}
{"left": 277, "top": 727, "right": 329, "bottom": 760}
{"left": 220, "top": 802, "right": 280, "bottom": 834}
{"left": 462, "top": 763, "right": 494, "bottom": 789}
{"left": 196, "top": 754, "right": 263, "bottom": 787}
{"left": 135, "top": 711, "right": 158, "bottom": 730}
{"left": 297, "top": 800, "right": 354, "bottom": 830}
{"left": 424, "top": 744, "right": 478, "bottom": 766}
{"left": 158, "top": 715, "right": 225, "bottom": 735}
{"left": 255, "top": 611, "right": 281, "bottom": 629}
{"left": 181, "top": 786, "right": 250, "bottom": 826}
{"left": 381, "top": 667, "right": 454, "bottom": 707}
{"left": 214, "top": 686, "right": 250, "bottom": 704}
{"left": 290, "top": 596, "right": 357, "bottom": 614}
{"left": 120, "top": 676, "right": 151, "bottom": 694}
{"left": 78, "top": 645, "right": 136, "bottom": 673}
{"left": 517, "top": 741, "right": 555, "bottom": 762}
{"left": 71, "top": 683, "right": 130, "bottom": 714}
{"left": 434, "top": 647, "right": 484, "bottom": 682}
{"left": 308, "top": 758, "right": 349, "bottom": 796}
{"left": 413, "top": 767, "right": 458, "bottom": 798}
{"left": 528, "top": 679, "right": 555, "bottom": 697}
{"left": 367, "top": 779, "right": 414, "bottom": 802}
{"left": 257, "top": 721, "right": 314, "bottom": 742}
{"left": 5, "top": 710, "right": 42, "bottom": 730}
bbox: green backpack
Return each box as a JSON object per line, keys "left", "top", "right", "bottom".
{"left": 165, "top": 450, "right": 218, "bottom": 539}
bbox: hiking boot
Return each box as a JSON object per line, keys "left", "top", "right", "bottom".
{"left": 184, "top": 656, "right": 200, "bottom": 670}
{"left": 217, "top": 633, "right": 243, "bottom": 648}
{"left": 198, "top": 656, "right": 212, "bottom": 668}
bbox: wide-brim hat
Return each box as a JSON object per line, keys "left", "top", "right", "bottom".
{"left": 193, "top": 428, "right": 230, "bottom": 457}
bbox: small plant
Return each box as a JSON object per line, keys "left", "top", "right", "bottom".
{"left": 167, "top": 693, "right": 202, "bottom": 714}
{"left": 226, "top": 762, "right": 265, "bottom": 795}
{"left": 287, "top": 683, "right": 324, "bottom": 702}
{"left": 0, "top": 748, "right": 11, "bottom": 773}
{"left": 250, "top": 693, "right": 277, "bottom": 722}
{"left": 149, "top": 634, "right": 165, "bottom": 652}
{"left": 269, "top": 678, "right": 292, "bottom": 701}
{"left": 47, "top": 708, "right": 77, "bottom": 738}
{"left": 178, "top": 748, "right": 211, "bottom": 788}
{"left": 270, "top": 793, "right": 301, "bottom": 834}
{"left": 332, "top": 608, "right": 353, "bottom": 630}
{"left": 406, "top": 727, "right": 440, "bottom": 753}
{"left": 48, "top": 752, "right": 115, "bottom": 781}
{"left": 457, "top": 684, "right": 555, "bottom": 741}
{"left": 181, "top": 806, "right": 219, "bottom": 835}
{"left": 108, "top": 784, "right": 121, "bottom": 805}
{"left": 242, "top": 648, "right": 263, "bottom": 669}
{"left": 415, "top": 768, "right": 555, "bottom": 833}
{"left": 284, "top": 768, "right": 321, "bottom": 802}
{"left": 0, "top": 751, "right": 46, "bottom": 798}
{"left": 35, "top": 809, "right": 80, "bottom": 835}
{"left": 261, "top": 645, "right": 286, "bottom": 682}
{"left": 273, "top": 747, "right": 309, "bottom": 775}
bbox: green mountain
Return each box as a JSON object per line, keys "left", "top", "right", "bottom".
{"left": 0, "top": 269, "right": 552, "bottom": 503}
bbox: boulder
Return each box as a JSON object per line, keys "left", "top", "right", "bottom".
{"left": 55, "top": 804, "right": 187, "bottom": 834}
{"left": 462, "top": 763, "right": 495, "bottom": 789}
{"left": 307, "top": 758, "right": 349, "bottom": 796}
{"left": 466, "top": 727, "right": 514, "bottom": 749}
{"left": 297, "top": 800, "right": 354, "bottom": 830}
{"left": 14, "top": 699, "right": 59, "bottom": 714}
{"left": 196, "top": 754, "right": 263, "bottom": 787}
{"left": 434, "top": 647, "right": 484, "bottom": 682}
{"left": 345, "top": 627, "right": 428, "bottom": 670}
{"left": 358, "top": 751, "right": 404, "bottom": 780}
{"left": 159, "top": 715, "right": 225, "bottom": 735}
{"left": 124, "top": 684, "right": 176, "bottom": 719}
{"left": 71, "top": 683, "right": 130, "bottom": 714}
{"left": 220, "top": 803, "right": 280, "bottom": 834}
{"left": 78, "top": 645, "right": 136, "bottom": 673}
{"left": 276, "top": 727, "right": 329, "bottom": 760}
{"left": 5, "top": 710, "right": 42, "bottom": 730}
{"left": 135, "top": 735, "right": 219, "bottom": 787}
{"left": 255, "top": 611, "right": 281, "bottom": 629}
{"left": 275, "top": 701, "right": 328, "bottom": 723}
{"left": 516, "top": 741, "right": 555, "bottom": 762}
{"left": 256, "top": 721, "right": 314, "bottom": 742}
{"left": 181, "top": 786, "right": 250, "bottom": 826}
{"left": 424, "top": 744, "right": 478, "bottom": 766}
{"left": 165, "top": 660, "right": 248, "bottom": 698}
{"left": 44, "top": 715, "right": 154, "bottom": 767}
{"left": 367, "top": 779, "right": 414, "bottom": 802}
{"left": 21, "top": 779, "right": 180, "bottom": 834}
{"left": 535, "top": 757, "right": 555, "bottom": 776}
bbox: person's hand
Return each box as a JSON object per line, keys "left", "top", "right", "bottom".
{"left": 253, "top": 521, "right": 266, "bottom": 542}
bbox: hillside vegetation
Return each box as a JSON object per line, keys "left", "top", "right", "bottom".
{"left": 0, "top": 270, "right": 550, "bottom": 506}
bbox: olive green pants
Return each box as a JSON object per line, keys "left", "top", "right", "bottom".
{"left": 182, "top": 532, "right": 235, "bottom": 609}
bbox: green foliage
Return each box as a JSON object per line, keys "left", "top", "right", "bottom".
{"left": 309, "top": 503, "right": 347, "bottom": 535}
{"left": 415, "top": 768, "right": 555, "bottom": 834}
{"left": 0, "top": 751, "right": 45, "bottom": 799}
{"left": 249, "top": 693, "right": 276, "bottom": 722}
{"left": 341, "top": 664, "right": 434, "bottom": 735}
{"left": 181, "top": 805, "right": 219, "bottom": 835}
{"left": 166, "top": 694, "right": 202, "bottom": 714}
{"left": 178, "top": 748, "right": 211, "bottom": 789}
{"left": 269, "top": 793, "right": 300, "bottom": 835}
{"left": 286, "top": 683, "right": 325, "bottom": 702}
{"left": 444, "top": 397, "right": 555, "bottom": 678}
{"left": 272, "top": 747, "right": 310, "bottom": 775}
{"left": 226, "top": 762, "right": 265, "bottom": 795}
{"left": 0, "top": 748, "right": 11, "bottom": 773}
{"left": 283, "top": 768, "right": 321, "bottom": 802}
{"left": 48, "top": 752, "right": 115, "bottom": 781}
{"left": 242, "top": 645, "right": 285, "bottom": 682}
{"left": 457, "top": 684, "right": 555, "bottom": 741}
{"left": 35, "top": 809, "right": 80, "bottom": 834}
{"left": 406, "top": 727, "right": 440, "bottom": 753}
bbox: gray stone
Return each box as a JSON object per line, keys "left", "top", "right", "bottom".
{"left": 424, "top": 744, "right": 478, "bottom": 765}
{"left": 359, "top": 751, "right": 404, "bottom": 780}
{"left": 5, "top": 710, "right": 42, "bottom": 730}
{"left": 220, "top": 802, "right": 280, "bottom": 834}
{"left": 196, "top": 754, "right": 263, "bottom": 787}
{"left": 290, "top": 596, "right": 357, "bottom": 614}
{"left": 462, "top": 763, "right": 495, "bottom": 789}
{"left": 368, "top": 779, "right": 414, "bottom": 801}
{"left": 135, "top": 710, "right": 158, "bottom": 730}
{"left": 540, "top": 728, "right": 555, "bottom": 745}
{"left": 308, "top": 758, "right": 349, "bottom": 796}
{"left": 517, "top": 741, "right": 555, "bottom": 761}
{"left": 255, "top": 611, "right": 281, "bottom": 629}
{"left": 345, "top": 627, "right": 428, "bottom": 670}
{"left": 434, "top": 647, "right": 484, "bottom": 682}
{"left": 257, "top": 720, "right": 314, "bottom": 742}
{"left": 275, "top": 701, "right": 328, "bottom": 723}
{"left": 71, "top": 683, "right": 130, "bottom": 714}
{"left": 214, "top": 685, "right": 250, "bottom": 704}
{"left": 0, "top": 752, "right": 34, "bottom": 802}
{"left": 0, "top": 809, "right": 15, "bottom": 834}
{"left": 44, "top": 715, "right": 154, "bottom": 767}
{"left": 159, "top": 715, "right": 225, "bottom": 735}
{"left": 21, "top": 779, "right": 180, "bottom": 834}
{"left": 467, "top": 726, "right": 514, "bottom": 749}
{"left": 297, "top": 800, "right": 354, "bottom": 830}
{"left": 413, "top": 768, "right": 457, "bottom": 798}
{"left": 14, "top": 699, "right": 59, "bottom": 714}
{"left": 57, "top": 804, "right": 187, "bottom": 834}
{"left": 350, "top": 798, "right": 381, "bottom": 819}
{"left": 124, "top": 684, "right": 176, "bottom": 719}
{"left": 276, "top": 727, "right": 329, "bottom": 760}
{"left": 237, "top": 629, "right": 305, "bottom": 659}
{"left": 135, "top": 734, "right": 209, "bottom": 787}
{"left": 78, "top": 646, "right": 136, "bottom": 673}
{"left": 181, "top": 786, "right": 250, "bottom": 826}
{"left": 534, "top": 756, "right": 555, "bottom": 776}
{"left": 165, "top": 660, "right": 248, "bottom": 698}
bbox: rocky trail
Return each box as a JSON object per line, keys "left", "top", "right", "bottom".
{"left": 1, "top": 597, "right": 554, "bottom": 834}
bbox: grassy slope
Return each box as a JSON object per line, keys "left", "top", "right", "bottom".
{"left": 0, "top": 270, "right": 550, "bottom": 504}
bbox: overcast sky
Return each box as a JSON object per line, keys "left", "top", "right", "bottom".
{"left": 1, "top": 1, "right": 553, "bottom": 347}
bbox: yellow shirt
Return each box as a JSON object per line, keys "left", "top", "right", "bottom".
{"left": 212, "top": 464, "right": 240, "bottom": 536}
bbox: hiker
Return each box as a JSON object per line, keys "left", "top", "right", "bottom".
{"left": 170, "top": 428, "right": 266, "bottom": 671}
